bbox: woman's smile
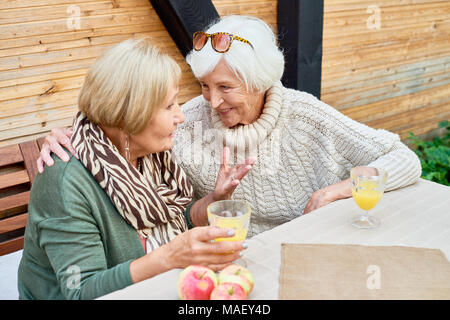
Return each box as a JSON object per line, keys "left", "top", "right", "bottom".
{"left": 218, "top": 107, "right": 234, "bottom": 116}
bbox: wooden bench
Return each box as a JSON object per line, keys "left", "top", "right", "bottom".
{"left": 0, "top": 138, "right": 44, "bottom": 256}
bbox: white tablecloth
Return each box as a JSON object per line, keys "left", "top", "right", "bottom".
{"left": 99, "top": 179, "right": 450, "bottom": 300}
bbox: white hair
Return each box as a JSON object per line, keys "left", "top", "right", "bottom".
{"left": 186, "top": 15, "right": 285, "bottom": 93}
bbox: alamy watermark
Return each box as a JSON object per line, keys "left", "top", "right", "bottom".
{"left": 66, "top": 264, "right": 81, "bottom": 290}
{"left": 366, "top": 5, "right": 381, "bottom": 30}
{"left": 67, "top": 5, "right": 81, "bottom": 30}
{"left": 175, "top": 121, "right": 284, "bottom": 174}
{"left": 366, "top": 264, "right": 381, "bottom": 290}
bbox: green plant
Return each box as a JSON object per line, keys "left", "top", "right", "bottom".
{"left": 407, "top": 120, "right": 450, "bottom": 186}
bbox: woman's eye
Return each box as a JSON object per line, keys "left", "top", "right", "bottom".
{"left": 221, "top": 85, "right": 231, "bottom": 91}
{"left": 201, "top": 83, "right": 209, "bottom": 89}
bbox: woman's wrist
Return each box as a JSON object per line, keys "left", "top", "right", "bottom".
{"left": 129, "top": 244, "right": 174, "bottom": 283}
{"left": 212, "top": 190, "right": 230, "bottom": 202}
{"left": 323, "top": 179, "right": 352, "bottom": 202}
{"left": 189, "top": 194, "right": 212, "bottom": 227}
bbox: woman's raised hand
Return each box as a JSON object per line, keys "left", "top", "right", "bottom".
{"left": 165, "top": 226, "right": 247, "bottom": 272}
{"left": 37, "top": 127, "right": 78, "bottom": 173}
{"left": 212, "top": 147, "right": 256, "bottom": 201}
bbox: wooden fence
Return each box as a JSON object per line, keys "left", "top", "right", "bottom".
{"left": 0, "top": 0, "right": 448, "bottom": 147}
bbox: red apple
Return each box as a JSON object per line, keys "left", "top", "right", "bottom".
{"left": 210, "top": 282, "right": 247, "bottom": 300}
{"left": 177, "top": 265, "right": 218, "bottom": 300}
{"left": 218, "top": 264, "right": 254, "bottom": 295}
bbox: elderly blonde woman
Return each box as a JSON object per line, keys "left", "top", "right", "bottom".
{"left": 18, "top": 39, "right": 252, "bottom": 300}
{"left": 37, "top": 16, "right": 421, "bottom": 238}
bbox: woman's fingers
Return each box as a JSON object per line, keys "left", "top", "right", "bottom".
{"left": 57, "top": 128, "right": 78, "bottom": 159}
{"left": 231, "top": 156, "right": 256, "bottom": 182}
{"left": 36, "top": 157, "right": 44, "bottom": 174}
{"left": 207, "top": 262, "right": 234, "bottom": 272}
{"left": 179, "top": 227, "right": 248, "bottom": 269}
{"left": 221, "top": 147, "right": 230, "bottom": 170}
{"left": 49, "top": 137, "right": 71, "bottom": 162}
{"left": 39, "top": 143, "right": 55, "bottom": 167}
{"left": 195, "top": 226, "right": 234, "bottom": 242}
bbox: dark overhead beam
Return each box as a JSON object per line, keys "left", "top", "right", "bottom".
{"left": 277, "top": 0, "right": 324, "bottom": 99}
{"left": 149, "top": 0, "right": 220, "bottom": 57}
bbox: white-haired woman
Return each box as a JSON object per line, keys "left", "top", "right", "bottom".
{"left": 37, "top": 15, "right": 421, "bottom": 238}
{"left": 18, "top": 39, "right": 253, "bottom": 300}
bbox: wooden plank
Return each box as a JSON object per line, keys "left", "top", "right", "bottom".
{"left": 0, "top": 57, "right": 94, "bottom": 82}
{"left": 0, "top": 44, "right": 114, "bottom": 72}
{"left": 324, "top": 0, "right": 450, "bottom": 13}
{"left": 398, "top": 114, "right": 450, "bottom": 139}
{"left": 0, "top": 133, "right": 50, "bottom": 150}
{"left": 0, "top": 236, "right": 24, "bottom": 256}
{"left": 0, "top": 0, "right": 150, "bottom": 25}
{"left": 0, "top": 105, "right": 77, "bottom": 137}
{"left": 0, "top": 75, "right": 85, "bottom": 102}
{"left": 0, "top": 191, "right": 29, "bottom": 218}
{"left": 0, "top": 117, "right": 75, "bottom": 148}
{"left": 322, "top": 67, "right": 450, "bottom": 107}
{"left": 0, "top": 214, "right": 28, "bottom": 234}
{"left": 324, "top": 4, "right": 450, "bottom": 37}
{"left": 0, "top": 89, "right": 80, "bottom": 119}
{"left": 322, "top": 41, "right": 450, "bottom": 79}
{"left": 0, "top": 31, "right": 185, "bottom": 74}
{"left": 0, "top": 0, "right": 102, "bottom": 10}
{"left": 0, "top": 144, "right": 23, "bottom": 167}
{"left": 367, "top": 100, "right": 450, "bottom": 131}
{"left": 0, "top": 170, "right": 29, "bottom": 190}
{"left": 0, "top": 68, "right": 88, "bottom": 91}
{"left": 322, "top": 36, "right": 450, "bottom": 71}
{"left": 323, "top": 20, "right": 450, "bottom": 54}
{"left": 215, "top": 1, "right": 276, "bottom": 15}
{"left": 341, "top": 84, "right": 450, "bottom": 123}
{"left": 0, "top": 22, "right": 159, "bottom": 52}
{"left": 322, "top": 55, "right": 450, "bottom": 90}
{"left": 19, "top": 140, "right": 41, "bottom": 184}
{"left": 331, "top": 77, "right": 450, "bottom": 111}
{"left": 37, "top": 137, "right": 46, "bottom": 150}
{"left": 0, "top": 9, "right": 154, "bottom": 41}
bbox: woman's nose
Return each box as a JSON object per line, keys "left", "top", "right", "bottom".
{"left": 175, "top": 104, "right": 185, "bottom": 124}
{"left": 209, "top": 90, "right": 223, "bottom": 109}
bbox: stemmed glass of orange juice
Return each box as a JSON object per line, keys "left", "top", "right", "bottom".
{"left": 350, "top": 166, "right": 388, "bottom": 229}
{"left": 207, "top": 200, "right": 251, "bottom": 266}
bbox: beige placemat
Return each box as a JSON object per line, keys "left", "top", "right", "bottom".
{"left": 279, "top": 243, "right": 450, "bottom": 300}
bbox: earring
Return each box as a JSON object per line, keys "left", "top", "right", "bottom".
{"left": 124, "top": 134, "right": 130, "bottom": 162}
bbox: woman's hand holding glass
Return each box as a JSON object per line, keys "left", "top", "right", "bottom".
{"left": 165, "top": 226, "right": 246, "bottom": 272}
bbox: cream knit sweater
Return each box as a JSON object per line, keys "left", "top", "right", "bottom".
{"left": 173, "top": 82, "right": 422, "bottom": 237}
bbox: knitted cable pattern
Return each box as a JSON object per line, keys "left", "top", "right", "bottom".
{"left": 174, "top": 83, "right": 421, "bottom": 237}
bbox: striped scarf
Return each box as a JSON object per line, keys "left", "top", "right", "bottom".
{"left": 71, "top": 112, "right": 193, "bottom": 251}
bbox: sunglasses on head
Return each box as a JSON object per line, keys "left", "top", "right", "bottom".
{"left": 193, "top": 31, "right": 254, "bottom": 53}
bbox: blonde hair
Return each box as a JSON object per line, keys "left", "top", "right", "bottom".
{"left": 78, "top": 38, "right": 181, "bottom": 135}
{"left": 186, "top": 15, "right": 284, "bottom": 93}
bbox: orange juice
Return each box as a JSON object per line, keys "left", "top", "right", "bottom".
{"left": 352, "top": 181, "right": 383, "bottom": 211}
{"left": 207, "top": 212, "right": 248, "bottom": 242}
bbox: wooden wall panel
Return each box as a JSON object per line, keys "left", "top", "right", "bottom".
{"left": 321, "top": 0, "right": 450, "bottom": 139}
{"left": 1, "top": 0, "right": 448, "bottom": 146}
{"left": 0, "top": 0, "right": 277, "bottom": 147}
{"left": 0, "top": 0, "right": 198, "bottom": 147}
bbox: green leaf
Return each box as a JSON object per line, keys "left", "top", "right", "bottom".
{"left": 438, "top": 120, "right": 449, "bottom": 129}
{"left": 424, "top": 146, "right": 450, "bottom": 167}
